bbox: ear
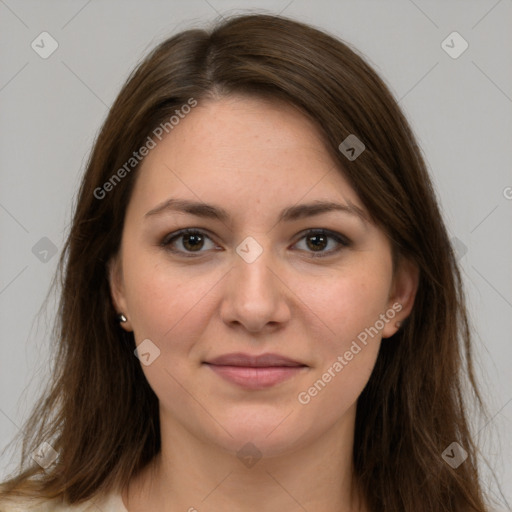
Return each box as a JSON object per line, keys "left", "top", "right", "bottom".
{"left": 382, "top": 256, "right": 419, "bottom": 339}
{"left": 107, "top": 254, "right": 133, "bottom": 332}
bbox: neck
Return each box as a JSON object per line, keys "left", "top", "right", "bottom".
{"left": 123, "top": 404, "right": 366, "bottom": 512}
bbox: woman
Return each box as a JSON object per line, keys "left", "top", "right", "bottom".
{"left": 0, "top": 12, "right": 496, "bottom": 512}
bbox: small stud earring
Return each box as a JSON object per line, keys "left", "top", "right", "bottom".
{"left": 117, "top": 313, "right": 127, "bottom": 323}
{"left": 395, "top": 321, "right": 402, "bottom": 329}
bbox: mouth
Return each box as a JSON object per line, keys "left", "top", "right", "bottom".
{"left": 203, "top": 352, "right": 308, "bottom": 390}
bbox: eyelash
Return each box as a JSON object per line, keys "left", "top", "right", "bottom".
{"left": 160, "top": 228, "right": 351, "bottom": 259}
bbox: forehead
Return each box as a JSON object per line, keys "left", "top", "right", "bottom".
{"left": 162, "top": 95, "right": 333, "bottom": 164}
{"left": 129, "top": 95, "right": 364, "bottom": 217}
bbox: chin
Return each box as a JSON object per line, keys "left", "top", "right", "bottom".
{"left": 205, "top": 412, "right": 310, "bottom": 460}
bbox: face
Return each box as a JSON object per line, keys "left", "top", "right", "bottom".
{"left": 109, "top": 95, "right": 417, "bottom": 458}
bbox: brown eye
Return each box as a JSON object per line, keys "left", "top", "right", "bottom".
{"left": 305, "top": 233, "right": 328, "bottom": 252}
{"left": 161, "top": 228, "right": 350, "bottom": 259}
{"left": 181, "top": 232, "right": 205, "bottom": 251}
{"left": 161, "top": 229, "right": 218, "bottom": 256}
{"left": 293, "top": 229, "right": 350, "bottom": 258}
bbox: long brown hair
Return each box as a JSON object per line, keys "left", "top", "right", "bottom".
{"left": 0, "top": 13, "right": 496, "bottom": 511}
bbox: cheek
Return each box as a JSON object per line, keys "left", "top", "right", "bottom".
{"left": 122, "top": 256, "right": 217, "bottom": 422}
{"left": 305, "top": 261, "right": 392, "bottom": 347}
{"left": 294, "top": 342, "right": 379, "bottom": 441}
{"left": 296, "top": 278, "right": 387, "bottom": 425}
{"left": 292, "top": 260, "right": 390, "bottom": 416}
{"left": 122, "top": 249, "right": 216, "bottom": 342}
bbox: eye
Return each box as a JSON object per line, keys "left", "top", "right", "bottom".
{"left": 293, "top": 229, "right": 350, "bottom": 258}
{"left": 160, "top": 228, "right": 351, "bottom": 258}
{"left": 160, "top": 228, "right": 219, "bottom": 257}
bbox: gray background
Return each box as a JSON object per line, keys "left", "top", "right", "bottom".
{"left": 1, "top": 0, "right": 511, "bottom": 508}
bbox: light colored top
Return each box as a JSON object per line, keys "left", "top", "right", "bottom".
{"left": 0, "top": 491, "right": 128, "bottom": 512}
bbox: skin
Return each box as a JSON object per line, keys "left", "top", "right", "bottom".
{"left": 109, "top": 95, "right": 419, "bottom": 512}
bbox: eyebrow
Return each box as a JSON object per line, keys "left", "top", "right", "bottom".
{"left": 144, "top": 198, "right": 369, "bottom": 225}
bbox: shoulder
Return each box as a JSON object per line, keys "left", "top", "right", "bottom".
{"left": 0, "top": 490, "right": 127, "bottom": 512}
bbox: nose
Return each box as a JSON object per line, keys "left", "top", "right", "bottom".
{"left": 219, "top": 241, "right": 292, "bottom": 333}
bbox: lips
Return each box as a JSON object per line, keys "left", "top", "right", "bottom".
{"left": 205, "top": 352, "right": 306, "bottom": 368}
{"left": 203, "top": 352, "right": 308, "bottom": 389}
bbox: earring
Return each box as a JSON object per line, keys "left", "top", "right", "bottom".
{"left": 395, "top": 321, "right": 402, "bottom": 329}
{"left": 117, "top": 313, "right": 127, "bottom": 323}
